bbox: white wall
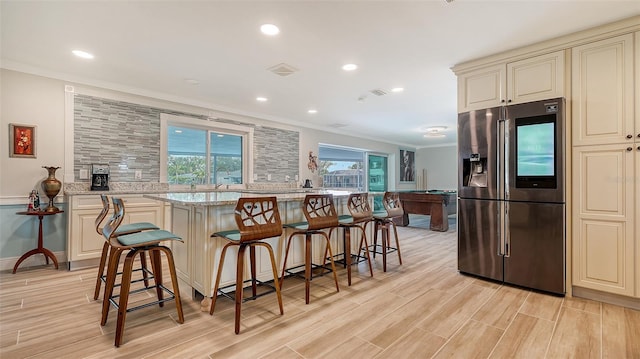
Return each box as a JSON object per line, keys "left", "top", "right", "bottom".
{"left": 1, "top": 70, "right": 67, "bottom": 204}
{"left": 1, "top": 69, "right": 417, "bottom": 202}
{"left": 416, "top": 144, "right": 457, "bottom": 190}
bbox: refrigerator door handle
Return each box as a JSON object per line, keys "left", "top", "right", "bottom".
{"left": 498, "top": 115, "right": 505, "bottom": 201}
{"left": 498, "top": 201, "right": 505, "bottom": 256}
{"left": 504, "top": 202, "right": 511, "bottom": 257}
{"left": 503, "top": 116, "right": 510, "bottom": 201}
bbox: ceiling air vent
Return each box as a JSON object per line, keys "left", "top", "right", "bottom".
{"left": 267, "top": 63, "right": 298, "bottom": 77}
{"left": 370, "top": 88, "right": 387, "bottom": 96}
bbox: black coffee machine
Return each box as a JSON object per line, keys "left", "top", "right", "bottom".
{"left": 91, "top": 164, "right": 110, "bottom": 191}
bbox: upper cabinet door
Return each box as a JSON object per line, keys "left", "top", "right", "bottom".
{"left": 457, "top": 50, "right": 566, "bottom": 113}
{"left": 457, "top": 64, "right": 505, "bottom": 112}
{"left": 506, "top": 50, "right": 565, "bottom": 106}
{"left": 572, "top": 34, "right": 634, "bottom": 146}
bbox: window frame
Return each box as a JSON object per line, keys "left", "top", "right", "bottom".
{"left": 160, "top": 113, "right": 253, "bottom": 187}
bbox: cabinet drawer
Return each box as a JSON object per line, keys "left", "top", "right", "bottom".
{"left": 71, "top": 194, "right": 160, "bottom": 209}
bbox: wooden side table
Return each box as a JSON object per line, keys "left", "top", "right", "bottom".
{"left": 13, "top": 210, "right": 64, "bottom": 273}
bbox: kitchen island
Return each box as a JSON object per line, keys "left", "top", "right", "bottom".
{"left": 144, "top": 190, "right": 357, "bottom": 300}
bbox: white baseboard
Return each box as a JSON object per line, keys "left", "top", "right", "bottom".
{"left": 0, "top": 251, "right": 67, "bottom": 272}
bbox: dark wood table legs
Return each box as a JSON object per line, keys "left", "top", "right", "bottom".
{"left": 13, "top": 210, "right": 63, "bottom": 273}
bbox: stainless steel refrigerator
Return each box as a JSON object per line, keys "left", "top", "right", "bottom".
{"left": 457, "top": 98, "right": 565, "bottom": 295}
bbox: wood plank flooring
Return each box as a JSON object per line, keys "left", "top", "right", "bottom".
{"left": 1, "top": 216, "right": 639, "bottom": 358}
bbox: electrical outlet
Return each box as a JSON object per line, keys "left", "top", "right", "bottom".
{"left": 285, "top": 175, "right": 290, "bottom": 182}
{"left": 295, "top": 174, "right": 299, "bottom": 181}
{"left": 79, "top": 169, "right": 88, "bottom": 179}
{"left": 134, "top": 170, "right": 142, "bottom": 180}
{"left": 267, "top": 174, "right": 272, "bottom": 181}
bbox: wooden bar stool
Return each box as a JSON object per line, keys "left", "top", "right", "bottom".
{"left": 327, "top": 192, "right": 374, "bottom": 285}
{"left": 209, "top": 196, "right": 284, "bottom": 334}
{"left": 280, "top": 194, "right": 340, "bottom": 304}
{"left": 101, "top": 197, "right": 184, "bottom": 347}
{"left": 93, "top": 194, "right": 160, "bottom": 300}
{"left": 370, "top": 192, "right": 404, "bottom": 271}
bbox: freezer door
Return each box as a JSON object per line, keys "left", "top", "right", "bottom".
{"left": 504, "top": 201, "right": 565, "bottom": 294}
{"left": 458, "top": 198, "right": 503, "bottom": 281}
{"left": 458, "top": 107, "right": 500, "bottom": 200}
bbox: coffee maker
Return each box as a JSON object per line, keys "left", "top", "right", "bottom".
{"left": 91, "top": 164, "right": 110, "bottom": 191}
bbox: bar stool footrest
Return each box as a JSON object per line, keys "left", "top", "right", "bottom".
{"left": 367, "top": 244, "right": 399, "bottom": 255}
{"left": 108, "top": 283, "right": 177, "bottom": 313}
{"left": 216, "top": 278, "right": 278, "bottom": 303}
{"left": 284, "top": 262, "right": 335, "bottom": 281}
{"left": 330, "top": 253, "right": 369, "bottom": 266}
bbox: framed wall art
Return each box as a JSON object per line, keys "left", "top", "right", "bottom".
{"left": 400, "top": 149, "right": 415, "bottom": 182}
{"left": 9, "top": 123, "right": 37, "bottom": 158}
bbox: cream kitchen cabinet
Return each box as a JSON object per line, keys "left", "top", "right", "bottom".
{"left": 457, "top": 50, "right": 565, "bottom": 112}
{"left": 572, "top": 144, "right": 636, "bottom": 297}
{"left": 571, "top": 33, "right": 635, "bottom": 147}
{"left": 571, "top": 32, "right": 639, "bottom": 299}
{"left": 154, "top": 193, "right": 362, "bottom": 300}
{"left": 170, "top": 201, "right": 291, "bottom": 298}
{"left": 67, "top": 194, "right": 164, "bottom": 270}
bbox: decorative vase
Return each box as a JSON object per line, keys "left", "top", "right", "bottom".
{"left": 41, "top": 166, "right": 61, "bottom": 212}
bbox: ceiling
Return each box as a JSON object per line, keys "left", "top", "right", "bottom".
{"left": 2, "top": 1, "right": 639, "bottom": 148}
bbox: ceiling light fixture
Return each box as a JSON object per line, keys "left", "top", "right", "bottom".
{"left": 260, "top": 24, "right": 280, "bottom": 36}
{"left": 426, "top": 126, "right": 447, "bottom": 132}
{"left": 256, "top": 97, "right": 268, "bottom": 102}
{"left": 308, "top": 109, "right": 317, "bottom": 114}
{"left": 342, "top": 63, "right": 358, "bottom": 71}
{"left": 423, "top": 125, "right": 448, "bottom": 138}
{"left": 184, "top": 78, "right": 200, "bottom": 85}
{"left": 72, "top": 50, "right": 94, "bottom": 59}
{"left": 424, "top": 133, "right": 446, "bottom": 138}
{"left": 391, "top": 87, "right": 404, "bottom": 93}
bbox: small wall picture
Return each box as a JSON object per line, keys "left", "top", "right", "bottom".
{"left": 400, "top": 149, "right": 415, "bottom": 182}
{"left": 9, "top": 123, "right": 36, "bottom": 158}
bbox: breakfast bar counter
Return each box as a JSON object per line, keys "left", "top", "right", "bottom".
{"left": 144, "top": 190, "right": 355, "bottom": 300}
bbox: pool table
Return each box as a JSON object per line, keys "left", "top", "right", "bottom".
{"left": 397, "top": 190, "right": 457, "bottom": 231}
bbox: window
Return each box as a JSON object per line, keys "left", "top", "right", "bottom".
{"left": 318, "top": 145, "right": 366, "bottom": 191}
{"left": 161, "top": 114, "right": 253, "bottom": 186}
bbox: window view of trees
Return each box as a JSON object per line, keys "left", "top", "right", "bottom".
{"left": 168, "top": 155, "right": 206, "bottom": 185}
{"left": 168, "top": 125, "right": 243, "bottom": 185}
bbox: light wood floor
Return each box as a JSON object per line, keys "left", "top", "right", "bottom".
{"left": 1, "top": 216, "right": 639, "bottom": 358}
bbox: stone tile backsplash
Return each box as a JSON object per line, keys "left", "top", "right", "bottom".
{"left": 73, "top": 94, "right": 299, "bottom": 183}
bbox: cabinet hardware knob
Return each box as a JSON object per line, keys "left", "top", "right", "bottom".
{"left": 507, "top": 99, "right": 512, "bottom": 103}
{"left": 637, "top": 146, "right": 640, "bottom": 151}
{"left": 637, "top": 133, "right": 640, "bottom": 138}
{"left": 627, "top": 147, "right": 633, "bottom": 151}
{"left": 501, "top": 99, "right": 505, "bottom": 103}
{"left": 626, "top": 134, "right": 633, "bottom": 139}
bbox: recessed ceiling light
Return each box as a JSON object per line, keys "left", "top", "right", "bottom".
{"left": 308, "top": 109, "right": 318, "bottom": 114}
{"left": 184, "top": 78, "right": 200, "bottom": 85}
{"left": 175, "top": 130, "right": 183, "bottom": 134}
{"left": 391, "top": 87, "right": 404, "bottom": 93}
{"left": 72, "top": 50, "right": 94, "bottom": 59}
{"left": 342, "top": 63, "right": 358, "bottom": 71}
{"left": 260, "top": 24, "right": 280, "bottom": 36}
{"left": 217, "top": 134, "right": 224, "bottom": 137}
{"left": 256, "top": 97, "right": 268, "bottom": 102}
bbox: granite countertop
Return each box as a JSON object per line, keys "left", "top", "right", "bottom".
{"left": 64, "top": 182, "right": 172, "bottom": 195}
{"left": 144, "top": 190, "right": 354, "bottom": 206}
{"left": 63, "top": 181, "right": 305, "bottom": 196}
